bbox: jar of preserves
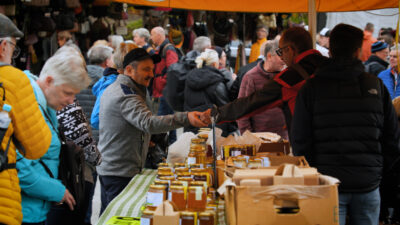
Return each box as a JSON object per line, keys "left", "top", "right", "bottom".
{"left": 248, "top": 159, "right": 263, "bottom": 168}
{"left": 180, "top": 212, "right": 197, "bottom": 225}
{"left": 174, "top": 162, "right": 187, "bottom": 168}
{"left": 187, "top": 149, "right": 197, "bottom": 165}
{"left": 171, "top": 181, "right": 184, "bottom": 186}
{"left": 154, "top": 180, "right": 169, "bottom": 190}
{"left": 187, "top": 186, "right": 207, "bottom": 211}
{"left": 198, "top": 211, "right": 216, "bottom": 225}
{"left": 175, "top": 167, "right": 190, "bottom": 174}
{"left": 190, "top": 145, "right": 206, "bottom": 165}
{"left": 158, "top": 176, "right": 175, "bottom": 185}
{"left": 177, "top": 177, "right": 193, "bottom": 187}
{"left": 157, "top": 171, "right": 174, "bottom": 179}
{"left": 232, "top": 157, "right": 247, "bottom": 168}
{"left": 146, "top": 185, "right": 166, "bottom": 210}
{"left": 169, "top": 185, "right": 186, "bottom": 211}
{"left": 140, "top": 210, "right": 154, "bottom": 225}
{"left": 158, "top": 162, "right": 169, "bottom": 168}
{"left": 158, "top": 167, "right": 173, "bottom": 173}
{"left": 190, "top": 163, "right": 203, "bottom": 169}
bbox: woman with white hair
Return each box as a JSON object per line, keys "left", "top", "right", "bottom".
{"left": 133, "top": 28, "right": 155, "bottom": 55}
{"left": 16, "top": 46, "right": 90, "bottom": 225}
{"left": 184, "top": 49, "right": 236, "bottom": 136}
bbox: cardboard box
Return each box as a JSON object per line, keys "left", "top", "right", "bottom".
{"left": 258, "top": 141, "right": 291, "bottom": 155}
{"left": 232, "top": 167, "right": 319, "bottom": 186}
{"left": 226, "top": 166, "right": 339, "bottom": 225}
{"left": 153, "top": 201, "right": 180, "bottom": 225}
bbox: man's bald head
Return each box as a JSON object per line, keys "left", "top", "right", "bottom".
{"left": 151, "top": 26, "right": 166, "bottom": 46}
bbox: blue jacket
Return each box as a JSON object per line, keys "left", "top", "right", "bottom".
{"left": 16, "top": 71, "right": 65, "bottom": 223}
{"left": 378, "top": 68, "right": 400, "bottom": 99}
{"left": 91, "top": 68, "right": 118, "bottom": 129}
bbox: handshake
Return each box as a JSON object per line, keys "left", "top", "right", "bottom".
{"left": 187, "top": 108, "right": 214, "bottom": 127}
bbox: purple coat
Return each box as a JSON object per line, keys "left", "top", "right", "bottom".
{"left": 237, "top": 61, "right": 288, "bottom": 139}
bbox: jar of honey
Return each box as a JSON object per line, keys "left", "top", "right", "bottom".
{"left": 158, "top": 167, "right": 173, "bottom": 173}
{"left": 190, "top": 145, "right": 206, "bottom": 165}
{"left": 180, "top": 212, "right": 197, "bottom": 225}
{"left": 169, "top": 185, "right": 186, "bottom": 211}
{"left": 177, "top": 177, "right": 193, "bottom": 187}
{"left": 158, "top": 176, "right": 175, "bottom": 185}
{"left": 198, "top": 211, "right": 216, "bottom": 225}
{"left": 158, "top": 162, "right": 169, "bottom": 168}
{"left": 248, "top": 159, "right": 263, "bottom": 168}
{"left": 175, "top": 167, "right": 190, "bottom": 174}
{"left": 187, "top": 186, "right": 207, "bottom": 211}
{"left": 140, "top": 210, "right": 154, "bottom": 225}
{"left": 146, "top": 185, "right": 166, "bottom": 210}
{"left": 232, "top": 157, "right": 247, "bottom": 168}
{"left": 187, "top": 149, "right": 197, "bottom": 165}
{"left": 173, "top": 162, "right": 185, "bottom": 167}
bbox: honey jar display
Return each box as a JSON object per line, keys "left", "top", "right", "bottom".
{"left": 169, "top": 185, "right": 186, "bottom": 211}
{"left": 180, "top": 212, "right": 197, "bottom": 225}
{"left": 140, "top": 210, "right": 154, "bottom": 225}
{"left": 198, "top": 211, "right": 216, "bottom": 225}
{"left": 146, "top": 185, "right": 166, "bottom": 210}
{"left": 187, "top": 186, "right": 207, "bottom": 211}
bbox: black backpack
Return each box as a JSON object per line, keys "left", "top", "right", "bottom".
{"left": 162, "top": 59, "right": 196, "bottom": 111}
{"left": 39, "top": 110, "right": 86, "bottom": 212}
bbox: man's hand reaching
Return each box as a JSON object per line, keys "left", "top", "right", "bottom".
{"left": 188, "top": 111, "right": 209, "bottom": 127}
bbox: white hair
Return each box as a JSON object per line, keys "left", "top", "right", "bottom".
{"left": 87, "top": 45, "right": 113, "bottom": 65}
{"left": 108, "top": 35, "right": 124, "bottom": 49}
{"left": 195, "top": 49, "right": 219, "bottom": 68}
{"left": 39, "top": 46, "right": 90, "bottom": 90}
{"left": 193, "top": 36, "right": 211, "bottom": 52}
{"left": 133, "top": 28, "right": 151, "bottom": 42}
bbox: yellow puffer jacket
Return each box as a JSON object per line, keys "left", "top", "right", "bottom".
{"left": 0, "top": 65, "right": 52, "bottom": 225}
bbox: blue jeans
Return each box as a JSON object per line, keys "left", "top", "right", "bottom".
{"left": 339, "top": 188, "right": 380, "bottom": 225}
{"left": 157, "top": 97, "right": 176, "bottom": 144}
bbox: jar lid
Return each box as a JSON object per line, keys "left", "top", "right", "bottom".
{"left": 190, "top": 168, "right": 206, "bottom": 173}
{"left": 189, "top": 181, "right": 206, "bottom": 187}
{"left": 233, "top": 158, "right": 246, "bottom": 162}
{"left": 176, "top": 171, "right": 191, "bottom": 176}
{"left": 190, "top": 145, "right": 206, "bottom": 151}
{"left": 158, "top": 176, "right": 175, "bottom": 181}
{"left": 158, "top": 162, "right": 169, "bottom": 167}
{"left": 171, "top": 181, "right": 184, "bottom": 186}
{"left": 175, "top": 167, "right": 189, "bottom": 172}
{"left": 142, "top": 210, "right": 155, "bottom": 215}
{"left": 190, "top": 164, "right": 202, "bottom": 168}
{"left": 198, "top": 133, "right": 208, "bottom": 139}
{"left": 174, "top": 163, "right": 187, "bottom": 168}
{"left": 177, "top": 177, "right": 193, "bottom": 181}
{"left": 149, "top": 185, "right": 167, "bottom": 190}
{"left": 191, "top": 138, "right": 206, "bottom": 144}
{"left": 180, "top": 211, "right": 196, "bottom": 216}
{"left": 154, "top": 180, "right": 169, "bottom": 185}
{"left": 170, "top": 185, "right": 185, "bottom": 190}
{"left": 199, "top": 211, "right": 215, "bottom": 216}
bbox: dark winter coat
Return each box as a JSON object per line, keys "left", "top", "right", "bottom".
{"left": 291, "top": 59, "right": 400, "bottom": 193}
{"left": 364, "top": 55, "right": 389, "bottom": 76}
{"left": 184, "top": 66, "right": 236, "bottom": 136}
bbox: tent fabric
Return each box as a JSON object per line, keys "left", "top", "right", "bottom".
{"left": 115, "top": 0, "right": 397, "bottom": 12}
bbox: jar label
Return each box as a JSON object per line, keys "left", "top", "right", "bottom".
{"left": 141, "top": 217, "right": 150, "bottom": 225}
{"left": 233, "top": 150, "right": 241, "bottom": 157}
{"left": 147, "top": 192, "right": 164, "bottom": 206}
{"left": 188, "top": 157, "right": 196, "bottom": 165}
{"left": 195, "top": 186, "right": 203, "bottom": 201}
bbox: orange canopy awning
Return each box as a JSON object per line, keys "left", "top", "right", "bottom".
{"left": 114, "top": 0, "right": 398, "bottom": 12}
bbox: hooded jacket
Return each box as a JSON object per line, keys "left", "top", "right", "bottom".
{"left": 17, "top": 71, "right": 64, "bottom": 223}
{"left": 91, "top": 67, "right": 119, "bottom": 129}
{"left": 75, "top": 64, "right": 104, "bottom": 142}
{"left": 184, "top": 66, "right": 235, "bottom": 136}
{"left": 0, "top": 64, "right": 51, "bottom": 225}
{"left": 364, "top": 55, "right": 389, "bottom": 76}
{"left": 291, "top": 59, "right": 400, "bottom": 193}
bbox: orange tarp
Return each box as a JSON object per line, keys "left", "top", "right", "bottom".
{"left": 114, "top": 0, "right": 397, "bottom": 12}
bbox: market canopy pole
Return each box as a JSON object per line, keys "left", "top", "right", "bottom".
{"left": 308, "top": 0, "right": 317, "bottom": 48}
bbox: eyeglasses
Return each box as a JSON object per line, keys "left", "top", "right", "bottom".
{"left": 0, "top": 40, "right": 21, "bottom": 59}
{"left": 276, "top": 45, "right": 290, "bottom": 57}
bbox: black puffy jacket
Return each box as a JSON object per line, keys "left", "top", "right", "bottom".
{"left": 184, "top": 66, "right": 236, "bottom": 136}
{"left": 291, "top": 59, "right": 400, "bottom": 193}
{"left": 364, "top": 55, "right": 389, "bottom": 76}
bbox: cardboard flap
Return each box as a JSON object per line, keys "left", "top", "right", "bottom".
{"left": 153, "top": 201, "right": 180, "bottom": 225}
{"left": 275, "top": 164, "right": 303, "bottom": 177}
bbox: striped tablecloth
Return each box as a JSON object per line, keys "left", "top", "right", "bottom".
{"left": 96, "top": 169, "right": 157, "bottom": 225}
